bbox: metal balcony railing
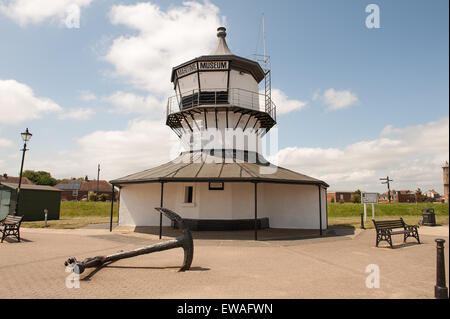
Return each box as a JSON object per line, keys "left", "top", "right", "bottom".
{"left": 166, "top": 88, "right": 276, "bottom": 121}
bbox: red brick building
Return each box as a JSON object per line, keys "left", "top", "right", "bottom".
{"left": 327, "top": 191, "right": 355, "bottom": 203}
{"left": 379, "top": 190, "right": 416, "bottom": 203}
{"left": 56, "top": 178, "right": 115, "bottom": 201}
{"left": 1, "top": 173, "right": 33, "bottom": 185}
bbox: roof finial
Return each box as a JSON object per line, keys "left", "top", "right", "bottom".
{"left": 211, "top": 26, "right": 232, "bottom": 55}
{"left": 217, "top": 27, "right": 226, "bottom": 38}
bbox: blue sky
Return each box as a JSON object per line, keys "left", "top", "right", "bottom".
{"left": 0, "top": 0, "right": 448, "bottom": 193}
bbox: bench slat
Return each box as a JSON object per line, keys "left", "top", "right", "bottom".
{"left": 2, "top": 216, "right": 23, "bottom": 224}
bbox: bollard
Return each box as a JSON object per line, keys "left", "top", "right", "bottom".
{"left": 44, "top": 209, "right": 48, "bottom": 227}
{"left": 435, "top": 238, "right": 448, "bottom": 299}
{"left": 361, "top": 213, "right": 365, "bottom": 229}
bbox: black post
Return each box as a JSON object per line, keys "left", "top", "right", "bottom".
{"left": 159, "top": 182, "right": 164, "bottom": 239}
{"left": 325, "top": 188, "right": 328, "bottom": 229}
{"left": 96, "top": 164, "right": 100, "bottom": 200}
{"left": 318, "top": 185, "right": 322, "bottom": 236}
{"left": 361, "top": 212, "right": 365, "bottom": 229}
{"left": 435, "top": 238, "right": 448, "bottom": 299}
{"left": 14, "top": 141, "right": 27, "bottom": 215}
{"left": 254, "top": 182, "right": 258, "bottom": 241}
{"left": 109, "top": 184, "right": 114, "bottom": 232}
{"left": 380, "top": 176, "right": 393, "bottom": 203}
{"left": 387, "top": 177, "right": 391, "bottom": 203}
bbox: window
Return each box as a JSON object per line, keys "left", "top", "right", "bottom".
{"left": 72, "top": 189, "right": 78, "bottom": 197}
{"left": 184, "top": 186, "right": 193, "bottom": 203}
{"left": 340, "top": 194, "right": 344, "bottom": 200}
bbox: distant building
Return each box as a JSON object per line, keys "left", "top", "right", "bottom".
{"left": 0, "top": 182, "right": 61, "bottom": 221}
{"left": 379, "top": 190, "right": 415, "bottom": 203}
{"left": 56, "top": 177, "right": 114, "bottom": 201}
{"left": 443, "top": 161, "right": 449, "bottom": 203}
{"left": 327, "top": 191, "right": 355, "bottom": 203}
{"left": 424, "top": 189, "right": 441, "bottom": 201}
{"left": 1, "top": 173, "right": 33, "bottom": 185}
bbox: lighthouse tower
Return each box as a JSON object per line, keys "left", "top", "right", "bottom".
{"left": 166, "top": 27, "right": 275, "bottom": 153}
{"left": 111, "top": 27, "right": 328, "bottom": 237}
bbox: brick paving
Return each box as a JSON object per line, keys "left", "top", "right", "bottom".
{"left": 0, "top": 226, "right": 448, "bottom": 298}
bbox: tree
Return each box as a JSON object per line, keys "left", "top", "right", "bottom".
{"left": 98, "top": 193, "right": 107, "bottom": 202}
{"left": 351, "top": 193, "right": 361, "bottom": 203}
{"left": 415, "top": 188, "right": 425, "bottom": 203}
{"left": 88, "top": 192, "right": 97, "bottom": 201}
{"left": 22, "top": 170, "right": 58, "bottom": 186}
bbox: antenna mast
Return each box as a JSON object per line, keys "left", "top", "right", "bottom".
{"left": 263, "top": 13, "right": 266, "bottom": 70}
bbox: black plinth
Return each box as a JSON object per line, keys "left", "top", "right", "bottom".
{"left": 173, "top": 218, "right": 269, "bottom": 231}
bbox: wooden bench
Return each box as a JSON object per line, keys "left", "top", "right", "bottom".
{"left": 372, "top": 218, "right": 420, "bottom": 248}
{"left": 0, "top": 215, "right": 24, "bottom": 243}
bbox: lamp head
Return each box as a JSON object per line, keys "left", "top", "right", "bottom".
{"left": 21, "top": 128, "right": 32, "bottom": 142}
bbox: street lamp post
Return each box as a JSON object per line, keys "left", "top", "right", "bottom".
{"left": 15, "top": 128, "right": 32, "bottom": 215}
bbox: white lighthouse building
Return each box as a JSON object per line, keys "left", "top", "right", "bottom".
{"left": 111, "top": 27, "right": 329, "bottom": 238}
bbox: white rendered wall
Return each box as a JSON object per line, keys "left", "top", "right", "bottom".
{"left": 177, "top": 73, "right": 199, "bottom": 96}
{"left": 119, "top": 183, "right": 170, "bottom": 227}
{"left": 229, "top": 70, "right": 260, "bottom": 111}
{"left": 260, "top": 183, "right": 326, "bottom": 229}
{"left": 199, "top": 71, "right": 228, "bottom": 91}
{"left": 119, "top": 182, "right": 325, "bottom": 229}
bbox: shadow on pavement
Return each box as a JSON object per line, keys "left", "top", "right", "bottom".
{"left": 131, "top": 225, "right": 356, "bottom": 241}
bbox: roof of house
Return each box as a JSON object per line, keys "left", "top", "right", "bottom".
{"left": 0, "top": 175, "right": 33, "bottom": 185}
{"left": 110, "top": 150, "right": 329, "bottom": 187}
{"left": 327, "top": 191, "right": 356, "bottom": 194}
{"left": 56, "top": 179, "right": 112, "bottom": 192}
{"left": 0, "top": 182, "right": 61, "bottom": 192}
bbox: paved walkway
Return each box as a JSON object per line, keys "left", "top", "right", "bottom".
{"left": 0, "top": 226, "right": 448, "bottom": 298}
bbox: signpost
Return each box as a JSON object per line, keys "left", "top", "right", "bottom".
{"left": 362, "top": 192, "right": 379, "bottom": 221}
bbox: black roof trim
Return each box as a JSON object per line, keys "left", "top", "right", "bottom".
{"left": 171, "top": 55, "right": 265, "bottom": 83}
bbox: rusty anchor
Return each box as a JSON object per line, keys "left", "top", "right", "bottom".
{"left": 64, "top": 207, "right": 194, "bottom": 274}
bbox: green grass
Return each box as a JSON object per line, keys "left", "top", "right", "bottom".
{"left": 327, "top": 203, "right": 449, "bottom": 229}
{"left": 21, "top": 201, "right": 450, "bottom": 230}
{"left": 22, "top": 201, "right": 118, "bottom": 229}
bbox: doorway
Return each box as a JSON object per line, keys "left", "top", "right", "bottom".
{"left": 0, "top": 190, "right": 11, "bottom": 220}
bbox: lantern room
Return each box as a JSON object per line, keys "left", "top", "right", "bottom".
{"left": 170, "top": 27, "right": 265, "bottom": 111}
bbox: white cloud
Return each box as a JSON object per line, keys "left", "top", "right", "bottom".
{"left": 268, "top": 88, "right": 307, "bottom": 115}
{"left": 320, "top": 88, "right": 359, "bottom": 111}
{"left": 20, "top": 119, "right": 179, "bottom": 180}
{"left": 105, "top": 1, "right": 224, "bottom": 94}
{"left": 271, "top": 117, "right": 449, "bottom": 192}
{"left": 58, "top": 107, "right": 94, "bottom": 120}
{"left": 79, "top": 90, "right": 97, "bottom": 102}
{"left": 0, "top": 0, "right": 91, "bottom": 26}
{"left": 0, "top": 79, "right": 62, "bottom": 124}
{"left": 0, "top": 138, "right": 12, "bottom": 147}
{"left": 0, "top": 1, "right": 225, "bottom": 179}
{"left": 105, "top": 91, "right": 164, "bottom": 117}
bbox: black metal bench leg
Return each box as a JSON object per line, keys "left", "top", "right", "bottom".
{"left": 388, "top": 236, "right": 393, "bottom": 248}
{"left": 17, "top": 228, "right": 20, "bottom": 242}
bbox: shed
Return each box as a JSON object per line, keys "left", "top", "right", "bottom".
{"left": 0, "top": 182, "right": 61, "bottom": 221}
